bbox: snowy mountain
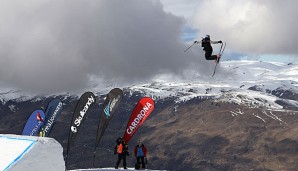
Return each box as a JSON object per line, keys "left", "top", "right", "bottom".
{"left": 1, "top": 60, "right": 298, "bottom": 109}
{"left": 1, "top": 60, "right": 298, "bottom": 170}
{"left": 126, "top": 60, "right": 298, "bottom": 109}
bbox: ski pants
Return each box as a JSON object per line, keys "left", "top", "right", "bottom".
{"left": 204, "top": 47, "right": 217, "bottom": 60}
{"left": 116, "top": 153, "right": 127, "bottom": 168}
{"left": 137, "top": 156, "right": 146, "bottom": 169}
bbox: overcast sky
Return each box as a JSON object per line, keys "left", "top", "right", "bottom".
{"left": 161, "top": 0, "right": 298, "bottom": 55}
{"left": 0, "top": 0, "right": 297, "bottom": 93}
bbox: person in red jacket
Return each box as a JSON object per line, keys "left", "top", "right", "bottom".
{"left": 134, "top": 140, "right": 147, "bottom": 169}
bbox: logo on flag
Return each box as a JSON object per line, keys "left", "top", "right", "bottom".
{"left": 104, "top": 101, "right": 111, "bottom": 118}
{"left": 36, "top": 112, "right": 44, "bottom": 122}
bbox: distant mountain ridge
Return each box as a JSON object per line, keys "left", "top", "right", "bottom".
{"left": 1, "top": 60, "right": 298, "bottom": 110}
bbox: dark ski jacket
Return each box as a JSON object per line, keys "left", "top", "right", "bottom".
{"left": 195, "top": 37, "right": 221, "bottom": 51}
{"left": 134, "top": 144, "right": 147, "bottom": 157}
{"left": 114, "top": 138, "right": 129, "bottom": 155}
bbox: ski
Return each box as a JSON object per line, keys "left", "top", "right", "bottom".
{"left": 212, "top": 42, "right": 226, "bottom": 77}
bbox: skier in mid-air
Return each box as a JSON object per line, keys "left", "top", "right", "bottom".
{"left": 194, "top": 35, "right": 222, "bottom": 62}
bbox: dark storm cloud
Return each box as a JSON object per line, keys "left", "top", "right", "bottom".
{"left": 0, "top": 0, "right": 207, "bottom": 93}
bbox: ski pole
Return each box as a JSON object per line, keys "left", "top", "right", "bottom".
{"left": 184, "top": 42, "right": 196, "bottom": 52}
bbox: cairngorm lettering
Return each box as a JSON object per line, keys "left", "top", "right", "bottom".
{"left": 126, "top": 102, "right": 153, "bottom": 135}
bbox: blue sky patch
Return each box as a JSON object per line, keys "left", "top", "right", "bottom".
{"left": 182, "top": 26, "right": 198, "bottom": 42}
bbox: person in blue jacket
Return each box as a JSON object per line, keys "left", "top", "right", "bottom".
{"left": 134, "top": 140, "right": 147, "bottom": 169}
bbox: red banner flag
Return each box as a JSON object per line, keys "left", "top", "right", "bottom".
{"left": 123, "top": 97, "right": 155, "bottom": 143}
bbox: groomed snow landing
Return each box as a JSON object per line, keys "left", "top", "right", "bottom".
{"left": 0, "top": 135, "right": 35, "bottom": 171}
{"left": 0, "top": 134, "right": 65, "bottom": 171}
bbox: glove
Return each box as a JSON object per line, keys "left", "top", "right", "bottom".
{"left": 218, "top": 40, "right": 222, "bottom": 43}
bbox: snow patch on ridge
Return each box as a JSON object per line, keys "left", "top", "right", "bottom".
{"left": 0, "top": 61, "right": 298, "bottom": 112}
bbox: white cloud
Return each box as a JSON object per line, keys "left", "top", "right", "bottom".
{"left": 191, "top": 0, "right": 298, "bottom": 55}
{"left": 160, "top": 0, "right": 200, "bottom": 19}
{"left": 0, "top": 0, "right": 210, "bottom": 93}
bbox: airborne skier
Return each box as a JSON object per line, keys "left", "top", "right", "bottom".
{"left": 194, "top": 35, "right": 222, "bottom": 63}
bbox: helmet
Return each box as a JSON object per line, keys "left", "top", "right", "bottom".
{"left": 117, "top": 137, "right": 123, "bottom": 141}
{"left": 206, "top": 34, "right": 210, "bottom": 38}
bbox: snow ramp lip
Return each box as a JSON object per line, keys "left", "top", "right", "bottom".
{"left": 0, "top": 135, "right": 36, "bottom": 171}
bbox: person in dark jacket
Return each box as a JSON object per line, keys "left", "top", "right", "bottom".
{"left": 195, "top": 35, "right": 222, "bottom": 62}
{"left": 134, "top": 140, "right": 147, "bottom": 169}
{"left": 114, "top": 137, "right": 129, "bottom": 169}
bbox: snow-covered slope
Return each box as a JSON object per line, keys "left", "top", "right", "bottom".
{"left": 0, "top": 135, "right": 164, "bottom": 171}
{"left": 127, "top": 61, "right": 298, "bottom": 110}
{"left": 0, "top": 134, "right": 65, "bottom": 171}
{"left": 69, "top": 168, "right": 165, "bottom": 171}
